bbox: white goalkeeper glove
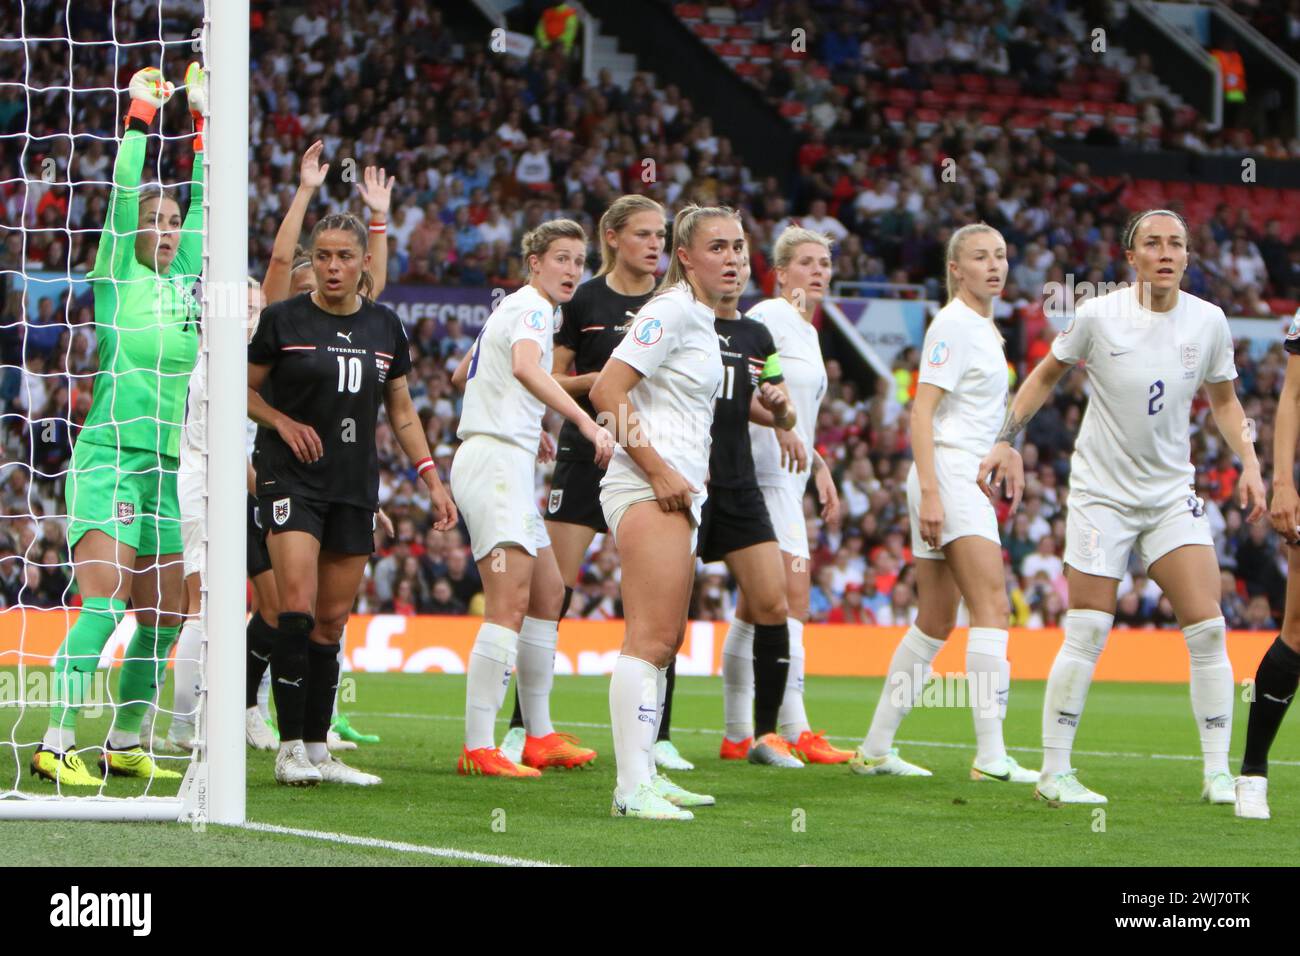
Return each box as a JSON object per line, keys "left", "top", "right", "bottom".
{"left": 126, "top": 67, "right": 173, "bottom": 126}
{"left": 184, "top": 62, "right": 207, "bottom": 150}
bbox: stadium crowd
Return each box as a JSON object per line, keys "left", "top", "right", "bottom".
{"left": 0, "top": 0, "right": 1295, "bottom": 630}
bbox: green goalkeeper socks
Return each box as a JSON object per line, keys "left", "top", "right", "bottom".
{"left": 112, "top": 624, "right": 181, "bottom": 737}
{"left": 48, "top": 597, "right": 127, "bottom": 733}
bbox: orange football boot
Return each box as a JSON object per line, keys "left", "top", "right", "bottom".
{"left": 522, "top": 732, "right": 597, "bottom": 770}
{"left": 788, "top": 730, "right": 854, "bottom": 764}
{"left": 719, "top": 736, "right": 752, "bottom": 760}
{"left": 458, "top": 745, "right": 541, "bottom": 777}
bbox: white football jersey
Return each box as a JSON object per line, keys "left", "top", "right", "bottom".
{"left": 747, "top": 296, "right": 827, "bottom": 487}
{"left": 182, "top": 321, "right": 207, "bottom": 456}
{"left": 602, "top": 282, "right": 723, "bottom": 498}
{"left": 457, "top": 283, "right": 558, "bottom": 454}
{"left": 917, "top": 298, "right": 1007, "bottom": 458}
{"left": 1052, "top": 286, "right": 1236, "bottom": 509}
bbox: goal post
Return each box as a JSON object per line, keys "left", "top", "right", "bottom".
{"left": 0, "top": 0, "right": 247, "bottom": 823}
{"left": 200, "top": 0, "right": 248, "bottom": 828}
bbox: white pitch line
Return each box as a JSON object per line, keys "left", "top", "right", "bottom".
{"left": 349, "top": 711, "right": 1300, "bottom": 768}
{"left": 235, "top": 821, "right": 563, "bottom": 867}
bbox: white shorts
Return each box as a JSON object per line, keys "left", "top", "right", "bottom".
{"left": 599, "top": 478, "right": 702, "bottom": 554}
{"left": 178, "top": 438, "right": 204, "bottom": 579}
{"left": 905, "top": 448, "right": 1000, "bottom": 561}
{"left": 759, "top": 479, "right": 809, "bottom": 560}
{"left": 450, "top": 435, "right": 550, "bottom": 563}
{"left": 1065, "top": 488, "right": 1213, "bottom": 580}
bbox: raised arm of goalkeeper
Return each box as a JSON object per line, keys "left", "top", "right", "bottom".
{"left": 89, "top": 64, "right": 206, "bottom": 283}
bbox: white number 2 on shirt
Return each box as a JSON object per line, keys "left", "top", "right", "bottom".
{"left": 336, "top": 356, "right": 362, "bottom": 393}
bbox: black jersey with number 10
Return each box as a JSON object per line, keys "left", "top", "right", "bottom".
{"left": 248, "top": 292, "right": 412, "bottom": 509}
{"left": 554, "top": 276, "right": 654, "bottom": 462}
{"left": 710, "top": 316, "right": 783, "bottom": 490}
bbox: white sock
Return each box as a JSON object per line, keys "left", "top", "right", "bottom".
{"left": 1184, "top": 616, "right": 1232, "bottom": 776}
{"left": 863, "top": 624, "right": 945, "bottom": 756}
{"left": 516, "top": 616, "right": 559, "bottom": 738}
{"left": 257, "top": 670, "right": 271, "bottom": 721}
{"left": 609, "top": 654, "right": 658, "bottom": 795}
{"left": 170, "top": 618, "right": 203, "bottom": 737}
{"left": 331, "top": 626, "right": 346, "bottom": 721}
{"left": 44, "top": 727, "right": 74, "bottom": 752}
{"left": 779, "top": 618, "right": 810, "bottom": 741}
{"left": 966, "top": 626, "right": 1009, "bottom": 767}
{"left": 306, "top": 741, "right": 329, "bottom": 764}
{"left": 278, "top": 738, "right": 303, "bottom": 758}
{"left": 647, "top": 664, "right": 669, "bottom": 778}
{"left": 722, "top": 619, "right": 756, "bottom": 742}
{"left": 464, "top": 622, "right": 518, "bottom": 751}
{"left": 1041, "top": 609, "right": 1112, "bottom": 778}
{"left": 107, "top": 728, "right": 140, "bottom": 749}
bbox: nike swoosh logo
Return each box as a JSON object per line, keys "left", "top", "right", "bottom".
{"left": 976, "top": 767, "right": 1011, "bottom": 781}
{"left": 637, "top": 706, "right": 656, "bottom": 714}
{"left": 1109, "top": 350, "right": 1130, "bottom": 357}
{"left": 1059, "top": 711, "right": 1080, "bottom": 718}
{"left": 613, "top": 798, "right": 627, "bottom": 814}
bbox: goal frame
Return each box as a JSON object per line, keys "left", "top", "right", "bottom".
{"left": 0, "top": 0, "right": 248, "bottom": 824}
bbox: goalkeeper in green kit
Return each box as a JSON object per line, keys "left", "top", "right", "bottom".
{"left": 33, "top": 64, "right": 206, "bottom": 786}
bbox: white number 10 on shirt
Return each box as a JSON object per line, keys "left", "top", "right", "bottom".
{"left": 337, "top": 355, "right": 362, "bottom": 393}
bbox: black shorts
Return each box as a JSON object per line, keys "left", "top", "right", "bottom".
{"left": 247, "top": 493, "right": 272, "bottom": 578}
{"left": 546, "top": 457, "right": 607, "bottom": 532}
{"left": 258, "top": 494, "right": 375, "bottom": 556}
{"left": 698, "top": 485, "right": 777, "bottom": 564}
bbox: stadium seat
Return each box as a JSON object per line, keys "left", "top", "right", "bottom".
{"left": 959, "top": 73, "right": 989, "bottom": 93}
{"left": 674, "top": 3, "right": 704, "bottom": 22}
{"left": 779, "top": 100, "right": 807, "bottom": 118}
{"left": 1057, "top": 82, "right": 1085, "bottom": 101}
{"left": 694, "top": 22, "right": 722, "bottom": 40}
{"left": 992, "top": 77, "right": 1021, "bottom": 95}
{"left": 749, "top": 43, "right": 772, "bottom": 62}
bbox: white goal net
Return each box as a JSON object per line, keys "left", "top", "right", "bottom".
{"left": 0, "top": 0, "right": 246, "bottom": 822}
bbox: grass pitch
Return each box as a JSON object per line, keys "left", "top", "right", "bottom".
{"left": 1, "top": 671, "right": 1297, "bottom": 866}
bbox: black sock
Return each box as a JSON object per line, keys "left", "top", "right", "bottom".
{"left": 304, "top": 640, "right": 341, "bottom": 745}
{"left": 1241, "top": 636, "right": 1300, "bottom": 777}
{"left": 270, "top": 612, "right": 313, "bottom": 742}
{"left": 511, "top": 586, "right": 573, "bottom": 731}
{"left": 752, "top": 622, "right": 790, "bottom": 737}
{"left": 508, "top": 684, "right": 524, "bottom": 730}
{"left": 657, "top": 659, "right": 676, "bottom": 742}
{"left": 246, "top": 612, "right": 276, "bottom": 709}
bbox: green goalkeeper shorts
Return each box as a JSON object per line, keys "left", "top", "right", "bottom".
{"left": 67, "top": 440, "right": 182, "bottom": 557}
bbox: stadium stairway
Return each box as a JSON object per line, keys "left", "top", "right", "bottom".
{"left": 581, "top": 0, "right": 797, "bottom": 184}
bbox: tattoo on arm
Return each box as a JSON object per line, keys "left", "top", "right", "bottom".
{"left": 995, "top": 408, "right": 1029, "bottom": 445}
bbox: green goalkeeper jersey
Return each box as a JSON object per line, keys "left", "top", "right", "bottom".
{"left": 82, "top": 128, "right": 202, "bottom": 459}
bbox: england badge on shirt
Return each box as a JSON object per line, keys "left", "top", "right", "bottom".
{"left": 1181, "top": 344, "right": 1200, "bottom": 370}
